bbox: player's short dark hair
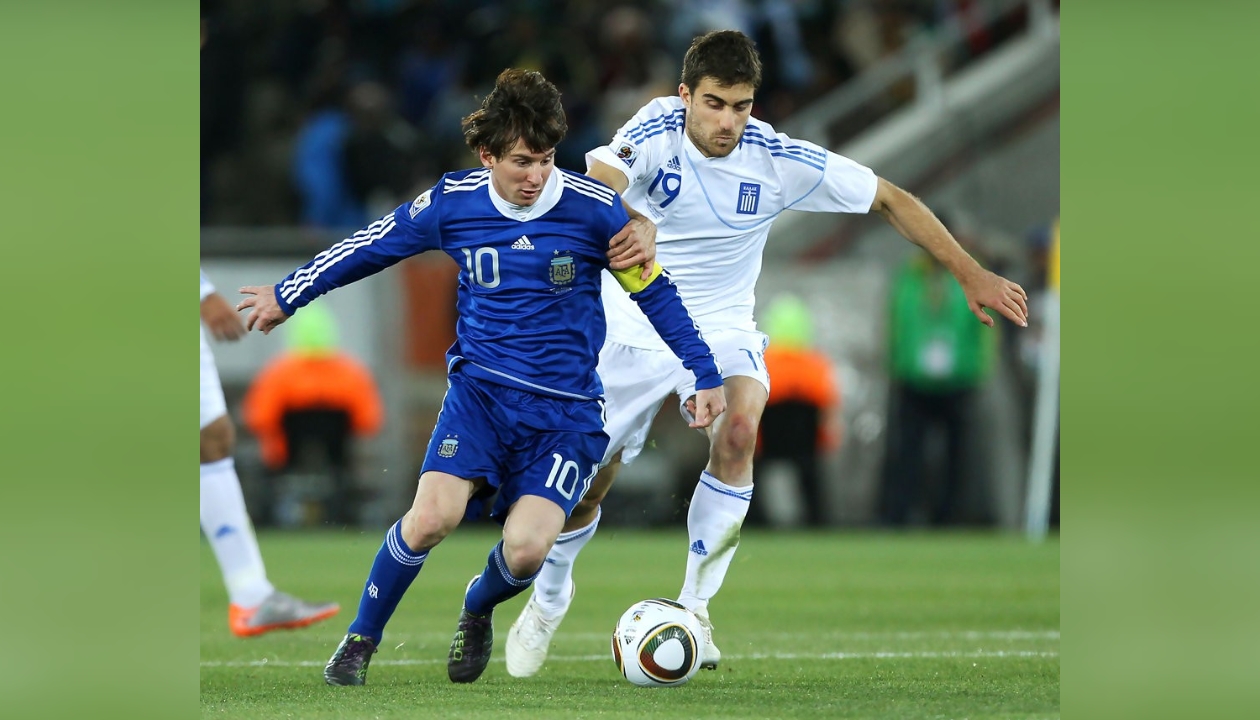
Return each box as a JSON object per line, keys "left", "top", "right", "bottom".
{"left": 680, "top": 30, "right": 762, "bottom": 92}
{"left": 462, "top": 69, "right": 568, "bottom": 158}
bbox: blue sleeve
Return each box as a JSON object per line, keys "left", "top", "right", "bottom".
{"left": 627, "top": 270, "right": 723, "bottom": 390}
{"left": 273, "top": 187, "right": 441, "bottom": 314}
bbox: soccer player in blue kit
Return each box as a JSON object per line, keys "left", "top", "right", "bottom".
{"left": 237, "top": 68, "right": 726, "bottom": 686}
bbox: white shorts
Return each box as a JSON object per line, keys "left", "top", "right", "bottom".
{"left": 598, "top": 328, "right": 770, "bottom": 465}
{"left": 200, "top": 325, "right": 227, "bottom": 430}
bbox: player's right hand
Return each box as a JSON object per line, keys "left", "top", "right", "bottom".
{"left": 200, "top": 292, "right": 246, "bottom": 342}
{"left": 607, "top": 216, "right": 657, "bottom": 281}
{"left": 237, "top": 285, "right": 291, "bottom": 335}
{"left": 687, "top": 386, "right": 727, "bottom": 429}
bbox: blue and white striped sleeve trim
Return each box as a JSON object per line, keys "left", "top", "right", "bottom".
{"left": 277, "top": 212, "right": 397, "bottom": 305}
{"left": 561, "top": 170, "right": 616, "bottom": 206}
{"left": 622, "top": 108, "right": 686, "bottom": 144}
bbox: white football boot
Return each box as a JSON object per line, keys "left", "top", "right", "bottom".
{"left": 505, "top": 581, "right": 575, "bottom": 677}
{"left": 693, "top": 605, "right": 721, "bottom": 670}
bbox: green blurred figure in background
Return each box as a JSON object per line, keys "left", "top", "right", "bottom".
{"left": 881, "top": 231, "right": 996, "bottom": 526}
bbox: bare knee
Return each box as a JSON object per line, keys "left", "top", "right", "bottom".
{"left": 400, "top": 506, "right": 458, "bottom": 552}
{"left": 502, "top": 534, "right": 552, "bottom": 577}
{"left": 200, "top": 416, "right": 234, "bottom": 463}
{"left": 711, "top": 412, "right": 758, "bottom": 469}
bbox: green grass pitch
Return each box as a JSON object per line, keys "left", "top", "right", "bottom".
{"left": 201, "top": 528, "right": 1059, "bottom": 718}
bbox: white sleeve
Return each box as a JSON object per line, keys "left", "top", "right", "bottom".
{"left": 200, "top": 268, "right": 215, "bottom": 301}
{"left": 585, "top": 98, "right": 680, "bottom": 191}
{"left": 775, "top": 135, "right": 878, "bottom": 215}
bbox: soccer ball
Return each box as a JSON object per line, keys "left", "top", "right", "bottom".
{"left": 611, "top": 598, "right": 704, "bottom": 687}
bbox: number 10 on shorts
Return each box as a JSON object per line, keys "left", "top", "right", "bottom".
{"left": 545, "top": 454, "right": 597, "bottom": 501}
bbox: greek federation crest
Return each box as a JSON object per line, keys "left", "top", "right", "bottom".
{"left": 737, "top": 182, "right": 760, "bottom": 215}
{"left": 549, "top": 251, "right": 576, "bottom": 287}
{"left": 437, "top": 436, "right": 459, "bottom": 458}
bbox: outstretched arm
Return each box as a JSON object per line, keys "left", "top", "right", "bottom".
{"left": 871, "top": 177, "right": 1028, "bottom": 327}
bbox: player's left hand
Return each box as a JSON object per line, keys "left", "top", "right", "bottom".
{"left": 237, "top": 285, "right": 291, "bottom": 335}
{"left": 200, "top": 292, "right": 246, "bottom": 342}
{"left": 607, "top": 217, "right": 657, "bottom": 281}
{"left": 960, "top": 269, "right": 1029, "bottom": 328}
{"left": 687, "top": 386, "right": 727, "bottom": 429}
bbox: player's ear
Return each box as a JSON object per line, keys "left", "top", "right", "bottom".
{"left": 478, "top": 148, "right": 495, "bottom": 169}
{"left": 678, "top": 83, "right": 690, "bottom": 104}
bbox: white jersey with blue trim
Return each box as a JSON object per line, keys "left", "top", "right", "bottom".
{"left": 587, "top": 96, "right": 879, "bottom": 350}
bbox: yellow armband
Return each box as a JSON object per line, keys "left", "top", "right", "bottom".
{"left": 610, "top": 262, "right": 663, "bottom": 294}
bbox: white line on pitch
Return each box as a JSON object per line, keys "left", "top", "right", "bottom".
{"left": 252, "top": 630, "right": 1060, "bottom": 644}
{"left": 201, "top": 649, "right": 1058, "bottom": 668}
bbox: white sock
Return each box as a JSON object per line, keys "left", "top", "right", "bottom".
{"left": 678, "top": 471, "right": 752, "bottom": 612}
{"left": 200, "top": 457, "right": 273, "bottom": 608}
{"left": 533, "top": 507, "right": 601, "bottom": 616}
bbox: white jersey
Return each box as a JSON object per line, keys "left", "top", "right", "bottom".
{"left": 587, "top": 96, "right": 878, "bottom": 350}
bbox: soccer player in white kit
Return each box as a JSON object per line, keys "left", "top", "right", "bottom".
{"left": 200, "top": 269, "right": 341, "bottom": 637}
{"left": 506, "top": 30, "right": 1029, "bottom": 675}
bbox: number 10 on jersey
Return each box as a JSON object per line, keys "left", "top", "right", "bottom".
{"left": 461, "top": 247, "right": 501, "bottom": 288}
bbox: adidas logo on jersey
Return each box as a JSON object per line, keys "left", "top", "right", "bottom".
{"left": 511, "top": 236, "right": 535, "bottom": 250}
{"left": 689, "top": 540, "right": 709, "bottom": 556}
{"left": 666, "top": 156, "right": 681, "bottom": 171}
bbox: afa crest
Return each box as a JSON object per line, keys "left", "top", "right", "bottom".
{"left": 549, "top": 251, "right": 576, "bottom": 287}
{"left": 437, "top": 436, "right": 459, "bottom": 458}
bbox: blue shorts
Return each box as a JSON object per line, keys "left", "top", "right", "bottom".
{"left": 420, "top": 370, "right": 610, "bottom": 522}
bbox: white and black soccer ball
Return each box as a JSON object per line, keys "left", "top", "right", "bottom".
{"left": 611, "top": 598, "right": 704, "bottom": 687}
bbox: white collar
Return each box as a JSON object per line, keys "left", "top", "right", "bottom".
{"left": 486, "top": 167, "right": 563, "bottom": 221}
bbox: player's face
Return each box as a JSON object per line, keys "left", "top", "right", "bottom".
{"left": 481, "top": 140, "right": 556, "bottom": 206}
{"left": 680, "top": 78, "right": 755, "bottom": 158}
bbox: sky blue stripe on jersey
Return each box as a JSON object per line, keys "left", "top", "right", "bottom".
{"left": 782, "top": 155, "right": 829, "bottom": 213}
{"left": 739, "top": 138, "right": 826, "bottom": 171}
{"left": 742, "top": 127, "right": 826, "bottom": 158}
{"left": 625, "top": 110, "right": 685, "bottom": 142}
{"left": 466, "top": 361, "right": 594, "bottom": 400}
{"left": 561, "top": 170, "right": 616, "bottom": 199}
{"left": 279, "top": 214, "right": 396, "bottom": 301}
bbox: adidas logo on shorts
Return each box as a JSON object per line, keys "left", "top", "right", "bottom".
{"left": 511, "top": 236, "right": 535, "bottom": 250}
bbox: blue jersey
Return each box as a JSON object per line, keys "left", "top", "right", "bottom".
{"left": 273, "top": 167, "right": 721, "bottom": 400}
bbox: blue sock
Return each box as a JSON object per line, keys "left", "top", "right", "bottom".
{"left": 347, "top": 520, "right": 429, "bottom": 642}
{"left": 463, "top": 541, "right": 539, "bottom": 616}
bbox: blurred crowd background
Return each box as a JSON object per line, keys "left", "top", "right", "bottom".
{"left": 202, "top": 0, "right": 1039, "bottom": 227}
{"left": 201, "top": 0, "right": 1059, "bottom": 534}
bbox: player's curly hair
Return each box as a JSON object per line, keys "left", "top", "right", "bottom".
{"left": 462, "top": 69, "right": 568, "bottom": 158}
{"left": 681, "top": 30, "right": 763, "bottom": 92}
